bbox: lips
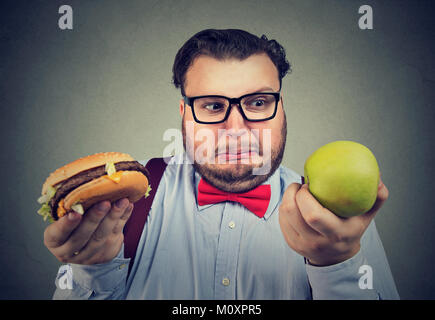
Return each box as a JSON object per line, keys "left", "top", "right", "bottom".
{"left": 216, "top": 149, "right": 260, "bottom": 162}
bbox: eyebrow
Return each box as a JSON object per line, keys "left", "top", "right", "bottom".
{"left": 186, "top": 86, "right": 279, "bottom": 98}
{"left": 252, "top": 86, "right": 276, "bottom": 92}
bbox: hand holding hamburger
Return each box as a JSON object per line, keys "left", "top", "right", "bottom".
{"left": 39, "top": 152, "right": 150, "bottom": 264}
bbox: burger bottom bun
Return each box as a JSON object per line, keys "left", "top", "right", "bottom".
{"left": 63, "top": 171, "right": 149, "bottom": 213}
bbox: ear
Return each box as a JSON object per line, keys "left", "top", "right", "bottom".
{"left": 179, "top": 98, "right": 185, "bottom": 117}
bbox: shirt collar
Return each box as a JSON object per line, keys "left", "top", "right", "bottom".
{"left": 194, "top": 165, "right": 281, "bottom": 221}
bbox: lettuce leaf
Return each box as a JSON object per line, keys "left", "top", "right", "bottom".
{"left": 105, "top": 161, "right": 116, "bottom": 176}
{"left": 37, "top": 185, "right": 56, "bottom": 204}
{"left": 145, "top": 184, "right": 152, "bottom": 198}
{"left": 37, "top": 203, "right": 54, "bottom": 223}
{"left": 36, "top": 185, "right": 58, "bottom": 223}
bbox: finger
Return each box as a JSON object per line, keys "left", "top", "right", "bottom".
{"left": 279, "top": 183, "right": 302, "bottom": 236}
{"left": 69, "top": 233, "right": 124, "bottom": 265}
{"left": 69, "top": 198, "right": 131, "bottom": 256}
{"left": 284, "top": 221, "right": 302, "bottom": 250}
{"left": 44, "top": 211, "right": 83, "bottom": 249}
{"left": 281, "top": 183, "right": 302, "bottom": 213}
{"left": 281, "top": 183, "right": 322, "bottom": 239}
{"left": 283, "top": 184, "right": 322, "bottom": 238}
{"left": 69, "top": 200, "right": 132, "bottom": 263}
{"left": 338, "top": 179, "right": 389, "bottom": 240}
{"left": 113, "top": 202, "right": 134, "bottom": 234}
{"left": 54, "top": 200, "right": 111, "bottom": 257}
{"left": 361, "top": 178, "right": 389, "bottom": 221}
{"left": 290, "top": 204, "right": 323, "bottom": 238}
{"left": 279, "top": 207, "right": 301, "bottom": 250}
{"left": 377, "top": 177, "right": 389, "bottom": 202}
{"left": 296, "top": 184, "right": 343, "bottom": 237}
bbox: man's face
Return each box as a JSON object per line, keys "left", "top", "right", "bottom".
{"left": 180, "top": 53, "right": 287, "bottom": 193}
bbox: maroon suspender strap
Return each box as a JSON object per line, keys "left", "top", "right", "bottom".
{"left": 123, "top": 157, "right": 170, "bottom": 276}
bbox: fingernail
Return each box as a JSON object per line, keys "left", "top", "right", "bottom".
{"left": 97, "top": 201, "right": 110, "bottom": 211}
{"left": 115, "top": 198, "right": 128, "bottom": 209}
{"left": 68, "top": 211, "right": 80, "bottom": 221}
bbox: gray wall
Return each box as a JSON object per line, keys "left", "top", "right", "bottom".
{"left": 1, "top": 0, "right": 434, "bottom": 299}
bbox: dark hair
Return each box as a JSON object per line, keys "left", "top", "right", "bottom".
{"left": 172, "top": 29, "right": 291, "bottom": 96}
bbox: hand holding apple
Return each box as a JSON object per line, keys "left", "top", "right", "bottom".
{"left": 279, "top": 179, "right": 389, "bottom": 266}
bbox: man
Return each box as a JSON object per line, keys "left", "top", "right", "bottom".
{"left": 46, "top": 29, "right": 399, "bottom": 299}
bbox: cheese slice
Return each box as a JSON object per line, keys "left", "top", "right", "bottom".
{"left": 105, "top": 171, "right": 123, "bottom": 183}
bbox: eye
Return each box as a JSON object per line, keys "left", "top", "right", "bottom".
{"left": 203, "top": 103, "right": 225, "bottom": 111}
{"left": 251, "top": 99, "right": 265, "bottom": 107}
{"left": 246, "top": 98, "right": 267, "bottom": 108}
{"left": 244, "top": 94, "right": 275, "bottom": 109}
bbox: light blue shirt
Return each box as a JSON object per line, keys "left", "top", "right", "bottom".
{"left": 53, "top": 153, "right": 399, "bottom": 300}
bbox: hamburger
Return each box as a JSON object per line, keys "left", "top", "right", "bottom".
{"left": 37, "top": 152, "right": 151, "bottom": 222}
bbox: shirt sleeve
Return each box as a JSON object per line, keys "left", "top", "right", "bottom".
{"left": 305, "top": 220, "right": 400, "bottom": 300}
{"left": 52, "top": 244, "right": 131, "bottom": 300}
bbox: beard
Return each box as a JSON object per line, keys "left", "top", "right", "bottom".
{"left": 182, "top": 113, "right": 287, "bottom": 193}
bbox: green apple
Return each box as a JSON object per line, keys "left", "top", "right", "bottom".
{"left": 304, "top": 140, "right": 380, "bottom": 218}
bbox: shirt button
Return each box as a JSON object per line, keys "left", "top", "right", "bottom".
{"left": 228, "top": 221, "right": 236, "bottom": 229}
{"left": 222, "top": 277, "right": 230, "bottom": 286}
{"left": 119, "top": 264, "right": 127, "bottom": 270}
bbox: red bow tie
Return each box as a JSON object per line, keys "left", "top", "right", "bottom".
{"left": 197, "top": 179, "right": 271, "bottom": 218}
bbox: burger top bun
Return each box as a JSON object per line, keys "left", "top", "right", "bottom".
{"left": 63, "top": 170, "right": 149, "bottom": 212}
{"left": 42, "top": 152, "right": 135, "bottom": 195}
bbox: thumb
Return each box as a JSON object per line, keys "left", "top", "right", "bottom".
{"left": 280, "top": 182, "right": 302, "bottom": 213}
{"left": 362, "top": 178, "right": 389, "bottom": 221}
{"left": 44, "top": 211, "right": 82, "bottom": 248}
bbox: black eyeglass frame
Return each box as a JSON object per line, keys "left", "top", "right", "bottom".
{"left": 183, "top": 92, "right": 281, "bottom": 124}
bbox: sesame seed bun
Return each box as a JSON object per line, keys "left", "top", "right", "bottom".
{"left": 42, "top": 152, "right": 134, "bottom": 195}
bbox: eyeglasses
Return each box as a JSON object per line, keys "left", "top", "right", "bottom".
{"left": 183, "top": 92, "right": 280, "bottom": 124}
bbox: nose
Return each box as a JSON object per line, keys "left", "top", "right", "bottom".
{"left": 224, "top": 104, "right": 248, "bottom": 132}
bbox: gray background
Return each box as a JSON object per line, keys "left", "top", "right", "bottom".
{"left": 1, "top": 0, "right": 434, "bottom": 299}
